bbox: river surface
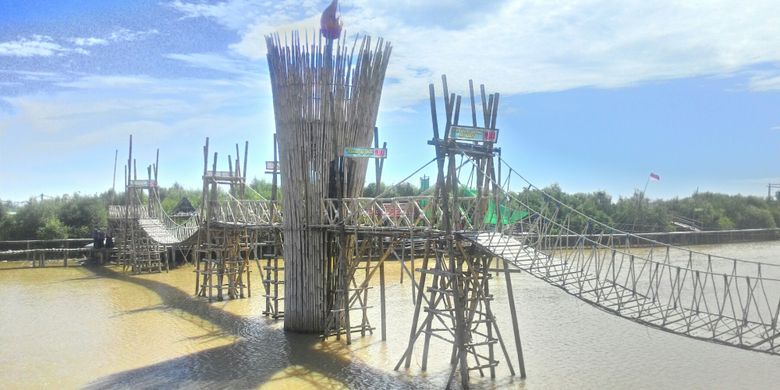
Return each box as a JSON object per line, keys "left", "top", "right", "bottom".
{"left": 1, "top": 241, "right": 779, "bottom": 389}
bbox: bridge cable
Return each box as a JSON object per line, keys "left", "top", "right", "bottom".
{"left": 448, "top": 143, "right": 780, "bottom": 271}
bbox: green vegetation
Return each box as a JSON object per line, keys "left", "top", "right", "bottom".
{"left": 0, "top": 192, "right": 113, "bottom": 240}
{"left": 1, "top": 180, "right": 778, "bottom": 240}
{"left": 363, "top": 182, "right": 420, "bottom": 198}
{"left": 509, "top": 184, "right": 780, "bottom": 233}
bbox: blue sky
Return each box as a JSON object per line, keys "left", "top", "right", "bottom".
{"left": 1, "top": 0, "right": 779, "bottom": 202}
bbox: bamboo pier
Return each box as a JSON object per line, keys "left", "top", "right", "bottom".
{"left": 90, "top": 16, "right": 780, "bottom": 388}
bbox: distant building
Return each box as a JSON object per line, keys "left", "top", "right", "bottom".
{"left": 170, "top": 197, "right": 197, "bottom": 218}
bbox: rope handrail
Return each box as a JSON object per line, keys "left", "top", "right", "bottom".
{"left": 462, "top": 150, "right": 780, "bottom": 269}
{"left": 245, "top": 185, "right": 269, "bottom": 201}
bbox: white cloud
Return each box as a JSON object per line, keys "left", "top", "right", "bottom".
{"left": 0, "top": 73, "right": 272, "bottom": 153}
{"left": 749, "top": 73, "right": 780, "bottom": 91}
{"left": 0, "top": 69, "right": 65, "bottom": 82}
{"left": 69, "top": 28, "right": 159, "bottom": 47}
{"left": 165, "top": 52, "right": 264, "bottom": 76}
{"left": 169, "top": 0, "right": 319, "bottom": 31}
{"left": 0, "top": 28, "right": 157, "bottom": 58}
{"left": 0, "top": 35, "right": 87, "bottom": 57}
{"left": 57, "top": 75, "right": 157, "bottom": 89}
{"left": 0, "top": 72, "right": 277, "bottom": 198}
{"left": 70, "top": 37, "right": 109, "bottom": 47}
{"left": 109, "top": 28, "right": 159, "bottom": 42}
{"left": 170, "top": 0, "right": 780, "bottom": 109}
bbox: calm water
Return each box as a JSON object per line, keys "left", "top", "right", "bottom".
{"left": 1, "top": 241, "right": 779, "bottom": 389}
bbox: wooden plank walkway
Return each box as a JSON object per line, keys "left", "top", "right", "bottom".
{"left": 461, "top": 231, "right": 780, "bottom": 356}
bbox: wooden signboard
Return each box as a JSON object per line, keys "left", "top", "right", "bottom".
{"left": 344, "top": 147, "right": 387, "bottom": 158}
{"left": 265, "top": 161, "right": 279, "bottom": 173}
{"left": 449, "top": 125, "right": 498, "bottom": 142}
{"left": 129, "top": 179, "right": 156, "bottom": 188}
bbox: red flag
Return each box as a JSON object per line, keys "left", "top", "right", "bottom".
{"left": 320, "top": 0, "right": 342, "bottom": 40}
{"left": 649, "top": 172, "right": 660, "bottom": 181}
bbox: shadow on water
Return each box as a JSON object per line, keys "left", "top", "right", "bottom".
{"left": 0, "top": 265, "right": 53, "bottom": 271}
{"left": 82, "top": 266, "right": 428, "bottom": 389}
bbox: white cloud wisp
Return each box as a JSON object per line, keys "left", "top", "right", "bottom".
{"left": 169, "top": 0, "right": 780, "bottom": 109}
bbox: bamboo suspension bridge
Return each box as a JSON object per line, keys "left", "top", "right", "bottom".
{"left": 99, "top": 23, "right": 780, "bottom": 390}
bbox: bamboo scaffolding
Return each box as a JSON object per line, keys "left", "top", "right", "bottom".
{"left": 195, "top": 139, "right": 257, "bottom": 302}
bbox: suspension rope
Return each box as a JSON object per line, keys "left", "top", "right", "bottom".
{"left": 495, "top": 155, "right": 780, "bottom": 268}
{"left": 245, "top": 185, "right": 269, "bottom": 201}
{"left": 449, "top": 145, "right": 780, "bottom": 269}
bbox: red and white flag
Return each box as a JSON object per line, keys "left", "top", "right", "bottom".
{"left": 649, "top": 172, "right": 660, "bottom": 181}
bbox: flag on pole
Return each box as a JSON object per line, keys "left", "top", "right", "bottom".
{"left": 649, "top": 172, "right": 660, "bottom": 181}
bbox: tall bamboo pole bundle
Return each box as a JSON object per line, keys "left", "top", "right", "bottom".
{"left": 266, "top": 31, "right": 391, "bottom": 332}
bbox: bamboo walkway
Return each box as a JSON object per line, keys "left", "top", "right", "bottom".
{"left": 462, "top": 231, "right": 780, "bottom": 355}
{"left": 314, "top": 175, "right": 780, "bottom": 358}
{"left": 107, "top": 165, "right": 780, "bottom": 357}
{"left": 104, "top": 64, "right": 779, "bottom": 387}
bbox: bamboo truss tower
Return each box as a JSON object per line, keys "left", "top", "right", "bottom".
{"left": 265, "top": 31, "right": 392, "bottom": 332}
{"left": 395, "top": 77, "right": 526, "bottom": 388}
{"left": 195, "top": 138, "right": 254, "bottom": 301}
{"left": 116, "top": 135, "right": 167, "bottom": 274}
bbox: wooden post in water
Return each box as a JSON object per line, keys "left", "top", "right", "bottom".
{"left": 374, "top": 127, "right": 388, "bottom": 341}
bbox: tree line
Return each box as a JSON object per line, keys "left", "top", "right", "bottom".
{"left": 1, "top": 180, "right": 778, "bottom": 240}
{"left": 514, "top": 184, "right": 780, "bottom": 233}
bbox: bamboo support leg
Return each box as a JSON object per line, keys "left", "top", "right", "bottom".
{"left": 380, "top": 259, "right": 387, "bottom": 341}
{"left": 503, "top": 258, "right": 526, "bottom": 378}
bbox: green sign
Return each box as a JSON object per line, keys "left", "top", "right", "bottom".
{"left": 450, "top": 126, "right": 498, "bottom": 142}
{"left": 344, "top": 147, "right": 387, "bottom": 158}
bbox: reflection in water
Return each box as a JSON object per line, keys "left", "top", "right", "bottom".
{"left": 1, "top": 241, "right": 779, "bottom": 389}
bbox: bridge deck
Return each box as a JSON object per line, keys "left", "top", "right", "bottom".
{"left": 108, "top": 194, "right": 780, "bottom": 356}
{"left": 461, "top": 231, "right": 780, "bottom": 355}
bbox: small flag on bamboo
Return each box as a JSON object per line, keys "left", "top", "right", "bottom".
{"left": 650, "top": 172, "right": 660, "bottom": 181}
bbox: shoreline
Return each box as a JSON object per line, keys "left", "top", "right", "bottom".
{"left": 525, "top": 228, "right": 780, "bottom": 248}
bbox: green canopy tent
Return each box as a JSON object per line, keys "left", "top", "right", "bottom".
{"left": 414, "top": 188, "right": 528, "bottom": 228}
{"left": 484, "top": 200, "right": 528, "bottom": 226}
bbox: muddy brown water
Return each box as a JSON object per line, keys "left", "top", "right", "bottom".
{"left": 1, "top": 241, "right": 779, "bottom": 389}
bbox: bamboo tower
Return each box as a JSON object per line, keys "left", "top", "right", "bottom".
{"left": 195, "top": 138, "right": 253, "bottom": 302}
{"left": 265, "top": 31, "right": 391, "bottom": 332}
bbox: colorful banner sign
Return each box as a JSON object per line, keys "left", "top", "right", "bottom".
{"left": 343, "top": 147, "right": 387, "bottom": 158}
{"left": 449, "top": 125, "right": 498, "bottom": 142}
